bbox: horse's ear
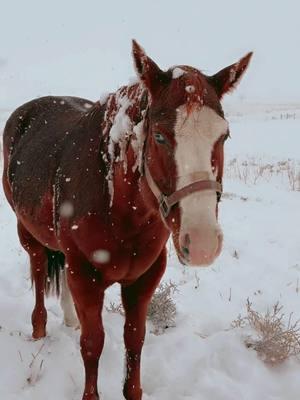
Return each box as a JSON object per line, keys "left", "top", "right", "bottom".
{"left": 132, "top": 40, "right": 165, "bottom": 95}
{"left": 208, "top": 52, "right": 253, "bottom": 99}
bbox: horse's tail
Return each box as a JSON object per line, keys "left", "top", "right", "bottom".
{"left": 44, "top": 249, "right": 65, "bottom": 297}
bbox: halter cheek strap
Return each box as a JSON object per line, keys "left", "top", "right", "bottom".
{"left": 144, "top": 164, "right": 223, "bottom": 218}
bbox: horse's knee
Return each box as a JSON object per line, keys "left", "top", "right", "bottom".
{"left": 79, "top": 320, "right": 104, "bottom": 399}
{"left": 80, "top": 312, "right": 105, "bottom": 359}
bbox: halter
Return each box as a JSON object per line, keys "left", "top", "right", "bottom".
{"left": 144, "top": 163, "right": 223, "bottom": 219}
{"left": 140, "top": 105, "right": 223, "bottom": 220}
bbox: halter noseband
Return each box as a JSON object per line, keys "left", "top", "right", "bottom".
{"left": 144, "top": 163, "right": 223, "bottom": 219}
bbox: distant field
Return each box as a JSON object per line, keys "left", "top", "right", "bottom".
{"left": 1, "top": 103, "right": 300, "bottom": 400}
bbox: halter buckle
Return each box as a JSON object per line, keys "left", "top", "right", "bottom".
{"left": 159, "top": 195, "right": 171, "bottom": 218}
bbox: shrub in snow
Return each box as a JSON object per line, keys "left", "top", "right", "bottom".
{"left": 105, "top": 282, "right": 178, "bottom": 335}
{"left": 147, "top": 281, "right": 178, "bottom": 335}
{"left": 105, "top": 301, "right": 124, "bottom": 315}
{"left": 226, "top": 157, "right": 300, "bottom": 190}
{"left": 232, "top": 300, "right": 300, "bottom": 365}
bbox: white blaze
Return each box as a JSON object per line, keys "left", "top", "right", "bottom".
{"left": 175, "top": 105, "right": 228, "bottom": 263}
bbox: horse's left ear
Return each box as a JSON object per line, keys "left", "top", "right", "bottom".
{"left": 208, "top": 52, "right": 253, "bottom": 99}
{"left": 132, "top": 39, "right": 165, "bottom": 95}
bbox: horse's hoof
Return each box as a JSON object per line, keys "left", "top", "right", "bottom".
{"left": 123, "top": 385, "right": 142, "bottom": 400}
{"left": 82, "top": 394, "right": 99, "bottom": 400}
{"left": 32, "top": 327, "right": 46, "bottom": 340}
{"left": 64, "top": 317, "right": 80, "bottom": 330}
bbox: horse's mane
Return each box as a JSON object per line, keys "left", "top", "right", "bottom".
{"left": 99, "top": 82, "right": 148, "bottom": 203}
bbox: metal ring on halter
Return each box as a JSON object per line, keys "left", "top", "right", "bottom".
{"left": 159, "top": 195, "right": 171, "bottom": 218}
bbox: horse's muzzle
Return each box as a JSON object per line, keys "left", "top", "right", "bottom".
{"left": 178, "top": 229, "right": 223, "bottom": 266}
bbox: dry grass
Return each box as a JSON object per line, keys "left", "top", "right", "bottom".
{"left": 25, "top": 342, "right": 45, "bottom": 386}
{"left": 147, "top": 281, "right": 178, "bottom": 334}
{"left": 106, "top": 281, "right": 178, "bottom": 335}
{"left": 232, "top": 300, "right": 300, "bottom": 365}
{"left": 226, "top": 157, "right": 300, "bottom": 191}
{"left": 105, "top": 301, "right": 124, "bottom": 315}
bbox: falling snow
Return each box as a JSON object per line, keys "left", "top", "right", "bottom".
{"left": 59, "top": 201, "right": 74, "bottom": 217}
{"left": 185, "top": 85, "right": 195, "bottom": 93}
{"left": 92, "top": 249, "right": 111, "bottom": 263}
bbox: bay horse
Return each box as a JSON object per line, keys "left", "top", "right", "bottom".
{"left": 2, "top": 40, "right": 252, "bottom": 399}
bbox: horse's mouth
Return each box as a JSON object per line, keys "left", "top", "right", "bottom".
{"left": 175, "top": 237, "right": 223, "bottom": 267}
{"left": 176, "top": 248, "right": 189, "bottom": 266}
{"left": 178, "top": 254, "right": 188, "bottom": 266}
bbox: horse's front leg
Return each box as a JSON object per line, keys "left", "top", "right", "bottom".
{"left": 121, "top": 248, "right": 167, "bottom": 400}
{"left": 66, "top": 254, "right": 105, "bottom": 400}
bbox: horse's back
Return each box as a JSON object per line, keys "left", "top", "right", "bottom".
{"left": 2, "top": 96, "right": 94, "bottom": 212}
{"left": 3, "top": 96, "right": 93, "bottom": 159}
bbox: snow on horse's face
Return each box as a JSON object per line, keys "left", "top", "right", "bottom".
{"left": 133, "top": 41, "right": 252, "bottom": 266}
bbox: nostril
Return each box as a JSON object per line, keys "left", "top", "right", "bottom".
{"left": 181, "top": 233, "right": 190, "bottom": 259}
{"left": 182, "top": 246, "right": 190, "bottom": 258}
{"left": 184, "top": 233, "right": 191, "bottom": 247}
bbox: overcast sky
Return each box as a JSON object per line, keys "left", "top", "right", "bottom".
{"left": 1, "top": 0, "right": 299, "bottom": 108}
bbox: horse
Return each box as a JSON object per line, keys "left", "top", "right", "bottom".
{"left": 2, "top": 40, "right": 252, "bottom": 400}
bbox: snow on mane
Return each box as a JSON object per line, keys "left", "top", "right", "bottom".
{"left": 172, "top": 67, "right": 186, "bottom": 79}
{"left": 229, "top": 66, "right": 237, "bottom": 83}
{"left": 99, "top": 91, "right": 110, "bottom": 105}
{"left": 102, "top": 83, "right": 147, "bottom": 205}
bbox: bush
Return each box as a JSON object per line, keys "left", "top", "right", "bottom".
{"left": 106, "top": 281, "right": 178, "bottom": 335}
{"left": 147, "top": 281, "right": 178, "bottom": 334}
{"left": 232, "top": 300, "right": 300, "bottom": 365}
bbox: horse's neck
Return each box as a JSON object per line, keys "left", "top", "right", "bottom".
{"left": 102, "top": 83, "right": 149, "bottom": 205}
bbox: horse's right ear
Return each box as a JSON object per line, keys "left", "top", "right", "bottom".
{"left": 132, "top": 40, "right": 165, "bottom": 95}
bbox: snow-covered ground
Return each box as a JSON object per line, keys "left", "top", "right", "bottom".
{"left": 1, "top": 104, "right": 300, "bottom": 399}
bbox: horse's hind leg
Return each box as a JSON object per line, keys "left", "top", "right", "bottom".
{"left": 60, "top": 268, "right": 79, "bottom": 328}
{"left": 17, "top": 222, "right": 47, "bottom": 339}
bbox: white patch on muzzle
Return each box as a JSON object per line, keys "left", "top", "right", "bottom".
{"left": 175, "top": 105, "right": 228, "bottom": 265}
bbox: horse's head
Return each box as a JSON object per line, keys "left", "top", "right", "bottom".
{"left": 132, "top": 40, "right": 252, "bottom": 266}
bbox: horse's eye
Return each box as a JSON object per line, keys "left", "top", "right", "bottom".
{"left": 154, "top": 132, "right": 166, "bottom": 144}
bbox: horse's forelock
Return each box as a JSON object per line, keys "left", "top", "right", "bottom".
{"left": 150, "top": 66, "right": 222, "bottom": 118}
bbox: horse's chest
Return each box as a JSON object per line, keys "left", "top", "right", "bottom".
{"left": 67, "top": 217, "right": 169, "bottom": 282}
{"left": 117, "top": 231, "right": 168, "bottom": 281}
